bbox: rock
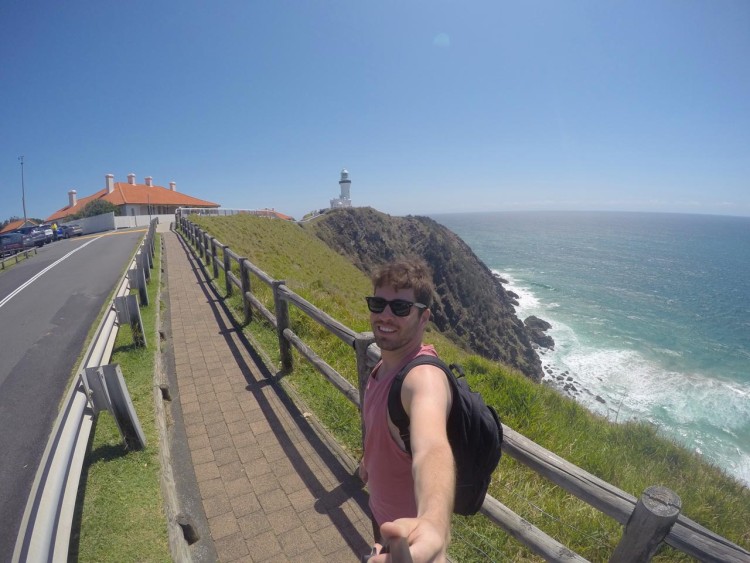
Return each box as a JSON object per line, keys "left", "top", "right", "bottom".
{"left": 524, "top": 316, "right": 552, "bottom": 331}
{"left": 528, "top": 331, "right": 555, "bottom": 350}
{"left": 495, "top": 274, "right": 510, "bottom": 284}
{"left": 308, "top": 207, "right": 545, "bottom": 381}
{"left": 595, "top": 395, "right": 606, "bottom": 404}
{"left": 524, "top": 315, "right": 555, "bottom": 350}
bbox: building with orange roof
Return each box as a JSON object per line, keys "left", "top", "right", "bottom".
{"left": 46, "top": 173, "right": 219, "bottom": 223}
{"left": 0, "top": 219, "right": 40, "bottom": 235}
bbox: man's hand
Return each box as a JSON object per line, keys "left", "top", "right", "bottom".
{"left": 369, "top": 517, "right": 447, "bottom": 563}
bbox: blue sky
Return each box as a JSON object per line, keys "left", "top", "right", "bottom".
{"left": 2, "top": 1, "right": 748, "bottom": 221}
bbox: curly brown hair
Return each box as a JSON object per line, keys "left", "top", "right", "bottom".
{"left": 371, "top": 258, "right": 435, "bottom": 308}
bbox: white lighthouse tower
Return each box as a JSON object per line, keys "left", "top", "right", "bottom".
{"left": 330, "top": 169, "right": 352, "bottom": 209}
{"left": 339, "top": 169, "right": 351, "bottom": 200}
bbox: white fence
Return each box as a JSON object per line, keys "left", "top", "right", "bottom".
{"left": 114, "top": 214, "right": 174, "bottom": 229}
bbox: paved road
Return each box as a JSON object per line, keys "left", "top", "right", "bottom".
{"left": 0, "top": 231, "right": 143, "bottom": 563}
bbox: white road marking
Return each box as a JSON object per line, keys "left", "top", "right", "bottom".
{"left": 0, "top": 238, "right": 102, "bottom": 310}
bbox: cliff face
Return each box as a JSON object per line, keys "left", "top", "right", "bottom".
{"left": 306, "top": 207, "right": 543, "bottom": 382}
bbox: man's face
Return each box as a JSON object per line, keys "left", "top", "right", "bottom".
{"left": 370, "top": 285, "right": 429, "bottom": 353}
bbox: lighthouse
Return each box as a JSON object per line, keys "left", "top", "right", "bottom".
{"left": 330, "top": 169, "right": 352, "bottom": 209}
{"left": 339, "top": 169, "right": 351, "bottom": 200}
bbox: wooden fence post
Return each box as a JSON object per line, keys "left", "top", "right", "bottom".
{"left": 610, "top": 486, "right": 681, "bottom": 563}
{"left": 240, "top": 258, "right": 252, "bottom": 324}
{"left": 224, "top": 246, "right": 232, "bottom": 296}
{"left": 354, "top": 332, "right": 376, "bottom": 452}
{"left": 354, "top": 332, "right": 376, "bottom": 411}
{"left": 273, "top": 281, "right": 293, "bottom": 374}
{"left": 211, "top": 237, "right": 219, "bottom": 278}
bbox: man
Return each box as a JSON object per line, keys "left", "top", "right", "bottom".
{"left": 360, "top": 259, "right": 455, "bottom": 563}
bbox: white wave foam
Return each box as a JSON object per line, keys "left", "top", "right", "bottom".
{"left": 496, "top": 269, "right": 750, "bottom": 487}
{"left": 545, "top": 343, "right": 750, "bottom": 487}
{"left": 491, "top": 270, "right": 540, "bottom": 312}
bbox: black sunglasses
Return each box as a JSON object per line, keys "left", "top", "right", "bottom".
{"left": 365, "top": 296, "right": 427, "bottom": 317}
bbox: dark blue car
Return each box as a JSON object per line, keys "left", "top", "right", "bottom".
{"left": 14, "top": 226, "right": 46, "bottom": 247}
{"left": 0, "top": 232, "right": 29, "bottom": 256}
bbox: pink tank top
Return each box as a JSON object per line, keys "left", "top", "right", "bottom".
{"left": 362, "top": 344, "right": 438, "bottom": 525}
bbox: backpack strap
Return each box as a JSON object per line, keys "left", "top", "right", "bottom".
{"left": 387, "top": 355, "right": 455, "bottom": 455}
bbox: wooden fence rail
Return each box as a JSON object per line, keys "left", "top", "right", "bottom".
{"left": 1, "top": 247, "right": 37, "bottom": 269}
{"left": 176, "top": 214, "right": 750, "bottom": 563}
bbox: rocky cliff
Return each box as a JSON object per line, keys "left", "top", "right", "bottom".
{"left": 305, "top": 207, "right": 543, "bottom": 382}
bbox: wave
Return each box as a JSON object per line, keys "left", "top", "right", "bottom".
{"left": 494, "top": 269, "right": 750, "bottom": 487}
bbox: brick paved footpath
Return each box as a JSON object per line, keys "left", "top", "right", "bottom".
{"left": 164, "top": 230, "right": 373, "bottom": 562}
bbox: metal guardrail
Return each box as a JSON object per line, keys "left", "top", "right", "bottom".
{"left": 12, "top": 220, "right": 157, "bottom": 563}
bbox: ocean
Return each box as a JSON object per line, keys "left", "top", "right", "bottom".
{"left": 432, "top": 211, "right": 750, "bottom": 487}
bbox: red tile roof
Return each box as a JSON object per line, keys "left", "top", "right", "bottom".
{"left": 46, "top": 181, "right": 219, "bottom": 222}
{"left": 0, "top": 219, "right": 39, "bottom": 234}
{"left": 255, "top": 208, "right": 295, "bottom": 221}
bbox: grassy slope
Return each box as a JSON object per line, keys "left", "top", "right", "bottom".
{"left": 193, "top": 215, "right": 750, "bottom": 562}
{"left": 74, "top": 235, "right": 170, "bottom": 562}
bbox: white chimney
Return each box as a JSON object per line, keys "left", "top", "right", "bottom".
{"left": 106, "top": 174, "right": 114, "bottom": 194}
{"left": 127, "top": 173, "right": 136, "bottom": 185}
{"left": 68, "top": 189, "right": 78, "bottom": 207}
{"left": 145, "top": 176, "right": 153, "bottom": 187}
{"left": 169, "top": 181, "right": 177, "bottom": 192}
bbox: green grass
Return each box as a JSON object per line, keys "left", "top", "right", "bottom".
{"left": 188, "top": 214, "right": 750, "bottom": 562}
{"left": 73, "top": 235, "right": 170, "bottom": 562}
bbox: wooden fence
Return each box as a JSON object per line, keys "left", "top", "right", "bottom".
{"left": 176, "top": 215, "right": 750, "bottom": 563}
{"left": 1, "top": 247, "right": 37, "bottom": 269}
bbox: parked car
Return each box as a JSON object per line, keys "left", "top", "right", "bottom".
{"left": 60, "top": 224, "right": 83, "bottom": 238}
{"left": 0, "top": 232, "right": 28, "bottom": 256}
{"left": 14, "top": 226, "right": 46, "bottom": 247}
{"left": 39, "top": 224, "right": 55, "bottom": 243}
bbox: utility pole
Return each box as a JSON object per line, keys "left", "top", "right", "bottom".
{"left": 18, "top": 156, "right": 27, "bottom": 225}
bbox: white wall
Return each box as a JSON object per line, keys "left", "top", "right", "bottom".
{"left": 114, "top": 214, "right": 174, "bottom": 229}
{"left": 60, "top": 212, "right": 171, "bottom": 235}
{"left": 62, "top": 212, "right": 116, "bottom": 235}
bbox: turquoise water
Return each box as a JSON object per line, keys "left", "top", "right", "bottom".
{"left": 433, "top": 211, "right": 750, "bottom": 486}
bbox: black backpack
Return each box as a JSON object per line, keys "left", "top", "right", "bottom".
{"left": 388, "top": 355, "right": 503, "bottom": 516}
